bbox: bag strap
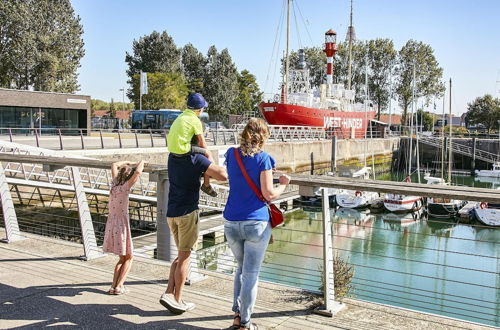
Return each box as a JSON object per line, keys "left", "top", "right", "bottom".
{"left": 233, "top": 147, "right": 268, "bottom": 203}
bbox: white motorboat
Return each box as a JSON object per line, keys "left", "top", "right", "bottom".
{"left": 475, "top": 162, "right": 500, "bottom": 178}
{"left": 336, "top": 167, "right": 379, "bottom": 209}
{"left": 473, "top": 188, "right": 500, "bottom": 227}
{"left": 383, "top": 178, "right": 422, "bottom": 213}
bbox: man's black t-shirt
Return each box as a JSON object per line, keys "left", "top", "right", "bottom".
{"left": 167, "top": 153, "right": 211, "bottom": 217}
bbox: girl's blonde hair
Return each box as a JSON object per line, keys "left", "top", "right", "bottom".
{"left": 239, "top": 118, "right": 270, "bottom": 157}
{"left": 115, "top": 165, "right": 136, "bottom": 186}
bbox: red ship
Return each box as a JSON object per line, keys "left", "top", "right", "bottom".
{"left": 259, "top": 28, "right": 376, "bottom": 138}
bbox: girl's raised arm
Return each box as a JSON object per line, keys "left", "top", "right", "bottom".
{"left": 127, "top": 160, "right": 145, "bottom": 189}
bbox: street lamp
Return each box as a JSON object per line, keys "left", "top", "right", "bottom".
{"left": 119, "top": 88, "right": 125, "bottom": 112}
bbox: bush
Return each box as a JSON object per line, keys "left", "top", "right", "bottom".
{"left": 319, "top": 252, "right": 355, "bottom": 302}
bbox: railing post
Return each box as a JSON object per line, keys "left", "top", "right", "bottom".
{"left": 35, "top": 129, "right": 40, "bottom": 147}
{"left": 117, "top": 131, "right": 122, "bottom": 149}
{"left": 233, "top": 131, "right": 238, "bottom": 144}
{"left": 8, "top": 128, "right": 13, "bottom": 142}
{"left": 223, "top": 131, "right": 227, "bottom": 145}
{"left": 99, "top": 130, "right": 104, "bottom": 149}
{"left": 331, "top": 135, "right": 337, "bottom": 173}
{"left": 70, "top": 166, "right": 101, "bottom": 260}
{"left": 212, "top": 131, "right": 217, "bottom": 145}
{"left": 149, "top": 129, "right": 154, "bottom": 147}
{"left": 314, "top": 188, "right": 344, "bottom": 317}
{"left": 0, "top": 163, "right": 22, "bottom": 242}
{"left": 58, "top": 129, "right": 64, "bottom": 150}
{"left": 154, "top": 171, "right": 176, "bottom": 262}
{"left": 135, "top": 131, "right": 139, "bottom": 148}
{"left": 164, "top": 129, "right": 168, "bottom": 147}
{"left": 80, "top": 130, "right": 85, "bottom": 149}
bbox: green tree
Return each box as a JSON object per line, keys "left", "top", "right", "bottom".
{"left": 465, "top": 94, "right": 500, "bottom": 133}
{"left": 415, "top": 109, "right": 434, "bottom": 131}
{"left": 129, "top": 72, "right": 188, "bottom": 110}
{"left": 333, "top": 41, "right": 368, "bottom": 101}
{"left": 181, "top": 43, "right": 207, "bottom": 92}
{"left": 366, "top": 39, "right": 397, "bottom": 120}
{"left": 203, "top": 46, "right": 239, "bottom": 120}
{"left": 125, "top": 30, "right": 181, "bottom": 98}
{"left": 234, "top": 70, "right": 263, "bottom": 114}
{"left": 395, "top": 40, "right": 444, "bottom": 125}
{"left": 0, "top": 0, "right": 84, "bottom": 92}
{"left": 109, "top": 98, "right": 117, "bottom": 118}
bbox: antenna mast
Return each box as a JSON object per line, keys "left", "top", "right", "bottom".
{"left": 347, "top": 0, "right": 355, "bottom": 90}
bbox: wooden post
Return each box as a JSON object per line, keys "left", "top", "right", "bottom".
{"left": 471, "top": 137, "right": 476, "bottom": 175}
{"left": 331, "top": 135, "right": 337, "bottom": 174}
{"left": 0, "top": 163, "right": 22, "bottom": 242}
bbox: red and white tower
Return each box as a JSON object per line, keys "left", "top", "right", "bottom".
{"left": 324, "top": 29, "right": 338, "bottom": 85}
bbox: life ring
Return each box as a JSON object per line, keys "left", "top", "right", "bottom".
{"left": 480, "top": 202, "right": 487, "bottom": 209}
{"left": 355, "top": 191, "right": 362, "bottom": 197}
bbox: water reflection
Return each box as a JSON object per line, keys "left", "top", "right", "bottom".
{"left": 197, "top": 207, "right": 500, "bottom": 326}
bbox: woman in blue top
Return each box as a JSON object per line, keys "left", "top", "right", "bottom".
{"left": 224, "top": 118, "right": 290, "bottom": 330}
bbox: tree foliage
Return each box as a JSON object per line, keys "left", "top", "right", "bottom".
{"left": 395, "top": 40, "right": 444, "bottom": 125}
{"left": 125, "top": 31, "right": 181, "bottom": 79}
{"left": 203, "top": 46, "right": 239, "bottom": 120}
{"left": 465, "top": 94, "right": 500, "bottom": 132}
{"left": 366, "top": 39, "right": 397, "bottom": 119}
{"left": 129, "top": 72, "right": 188, "bottom": 110}
{"left": 181, "top": 43, "right": 207, "bottom": 92}
{"left": 0, "top": 0, "right": 84, "bottom": 92}
{"left": 234, "top": 70, "right": 263, "bottom": 114}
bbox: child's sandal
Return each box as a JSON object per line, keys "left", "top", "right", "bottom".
{"left": 201, "top": 184, "right": 218, "bottom": 197}
{"left": 107, "top": 287, "right": 116, "bottom": 295}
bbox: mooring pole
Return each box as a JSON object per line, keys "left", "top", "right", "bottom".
{"left": 331, "top": 135, "right": 337, "bottom": 174}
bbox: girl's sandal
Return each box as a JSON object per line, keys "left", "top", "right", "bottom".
{"left": 114, "top": 286, "right": 129, "bottom": 295}
{"left": 107, "top": 287, "right": 116, "bottom": 295}
{"left": 240, "top": 323, "right": 258, "bottom": 330}
{"left": 231, "top": 313, "right": 241, "bottom": 329}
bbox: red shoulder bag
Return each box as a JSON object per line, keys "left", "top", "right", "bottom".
{"left": 233, "top": 148, "right": 284, "bottom": 228}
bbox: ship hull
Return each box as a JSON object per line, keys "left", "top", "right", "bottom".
{"left": 259, "top": 102, "right": 376, "bottom": 138}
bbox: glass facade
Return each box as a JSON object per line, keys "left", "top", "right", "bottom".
{"left": 0, "top": 106, "right": 87, "bottom": 130}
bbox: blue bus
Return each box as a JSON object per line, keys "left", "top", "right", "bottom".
{"left": 131, "top": 109, "right": 209, "bottom": 131}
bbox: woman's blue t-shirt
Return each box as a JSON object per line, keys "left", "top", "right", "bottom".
{"left": 223, "top": 147, "right": 276, "bottom": 221}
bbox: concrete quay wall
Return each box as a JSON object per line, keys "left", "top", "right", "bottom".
{"left": 64, "top": 137, "right": 400, "bottom": 173}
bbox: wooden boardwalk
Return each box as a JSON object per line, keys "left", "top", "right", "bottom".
{"left": 0, "top": 229, "right": 493, "bottom": 330}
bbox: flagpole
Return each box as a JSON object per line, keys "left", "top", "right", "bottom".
{"left": 140, "top": 71, "right": 143, "bottom": 111}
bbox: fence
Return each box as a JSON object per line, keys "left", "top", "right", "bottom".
{"left": 0, "top": 154, "right": 499, "bottom": 326}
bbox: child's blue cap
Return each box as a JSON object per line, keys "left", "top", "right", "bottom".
{"left": 187, "top": 93, "right": 208, "bottom": 110}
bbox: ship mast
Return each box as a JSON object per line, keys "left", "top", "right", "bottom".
{"left": 448, "top": 78, "right": 453, "bottom": 184}
{"left": 283, "top": 0, "right": 291, "bottom": 104}
{"left": 347, "top": 0, "right": 355, "bottom": 90}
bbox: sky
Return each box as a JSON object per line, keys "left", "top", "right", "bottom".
{"left": 71, "top": 0, "right": 500, "bottom": 115}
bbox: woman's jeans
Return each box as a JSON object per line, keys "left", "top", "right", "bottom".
{"left": 224, "top": 220, "right": 271, "bottom": 327}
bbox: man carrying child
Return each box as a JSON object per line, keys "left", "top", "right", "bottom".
{"left": 160, "top": 93, "right": 227, "bottom": 314}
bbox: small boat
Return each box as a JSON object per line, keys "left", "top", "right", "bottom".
{"left": 424, "top": 175, "right": 465, "bottom": 219}
{"left": 336, "top": 167, "right": 379, "bottom": 209}
{"left": 472, "top": 188, "right": 500, "bottom": 227}
{"left": 382, "top": 210, "right": 422, "bottom": 227}
{"left": 475, "top": 162, "right": 500, "bottom": 178}
{"left": 383, "top": 177, "right": 422, "bottom": 213}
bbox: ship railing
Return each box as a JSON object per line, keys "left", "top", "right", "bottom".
{"left": 232, "top": 124, "right": 326, "bottom": 142}
{"left": 2, "top": 153, "right": 500, "bottom": 326}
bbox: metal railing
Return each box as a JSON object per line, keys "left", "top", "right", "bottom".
{"left": 1, "top": 152, "right": 500, "bottom": 326}
{"left": 419, "top": 136, "right": 500, "bottom": 164}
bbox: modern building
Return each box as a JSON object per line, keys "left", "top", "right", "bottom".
{"left": 0, "top": 88, "right": 91, "bottom": 131}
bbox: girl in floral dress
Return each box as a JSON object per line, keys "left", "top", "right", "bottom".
{"left": 103, "top": 160, "right": 145, "bottom": 295}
